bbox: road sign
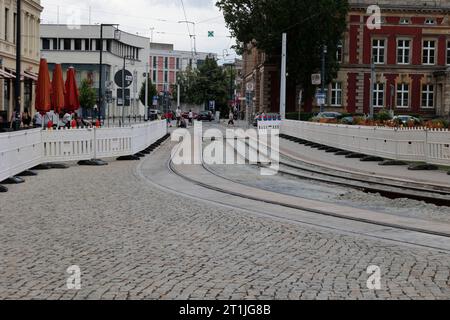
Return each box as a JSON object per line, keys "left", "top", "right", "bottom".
{"left": 312, "top": 73, "right": 321, "bottom": 85}
{"left": 316, "top": 92, "right": 326, "bottom": 106}
{"left": 209, "top": 100, "right": 215, "bottom": 110}
{"left": 152, "top": 96, "right": 158, "bottom": 107}
{"left": 246, "top": 82, "right": 254, "bottom": 92}
{"left": 117, "top": 89, "right": 131, "bottom": 107}
{"left": 114, "top": 69, "right": 133, "bottom": 88}
{"left": 208, "top": 31, "right": 214, "bottom": 37}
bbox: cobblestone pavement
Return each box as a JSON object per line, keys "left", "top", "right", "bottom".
{"left": 1, "top": 144, "right": 450, "bottom": 300}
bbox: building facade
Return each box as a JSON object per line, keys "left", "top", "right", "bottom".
{"left": 335, "top": 0, "right": 450, "bottom": 117}
{"left": 149, "top": 42, "right": 217, "bottom": 94}
{"left": 0, "top": 0, "right": 42, "bottom": 120}
{"left": 241, "top": 0, "right": 450, "bottom": 118}
{"left": 40, "top": 24, "right": 150, "bottom": 117}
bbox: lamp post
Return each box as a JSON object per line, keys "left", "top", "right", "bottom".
{"left": 14, "top": 0, "right": 22, "bottom": 130}
{"left": 178, "top": 21, "right": 197, "bottom": 59}
{"left": 99, "top": 24, "right": 120, "bottom": 123}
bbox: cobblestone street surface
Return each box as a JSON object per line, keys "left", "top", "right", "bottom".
{"left": 1, "top": 148, "right": 450, "bottom": 300}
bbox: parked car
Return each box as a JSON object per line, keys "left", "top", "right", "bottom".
{"left": 182, "top": 112, "right": 198, "bottom": 120}
{"left": 312, "top": 112, "right": 342, "bottom": 121}
{"left": 340, "top": 116, "right": 354, "bottom": 125}
{"left": 393, "top": 115, "right": 421, "bottom": 125}
{"left": 197, "top": 111, "right": 214, "bottom": 121}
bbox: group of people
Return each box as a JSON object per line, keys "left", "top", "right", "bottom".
{"left": 0, "top": 109, "right": 92, "bottom": 131}
{"left": 165, "top": 107, "right": 195, "bottom": 128}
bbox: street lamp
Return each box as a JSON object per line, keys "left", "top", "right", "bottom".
{"left": 320, "top": 44, "right": 328, "bottom": 114}
{"left": 13, "top": 0, "right": 22, "bottom": 130}
{"left": 178, "top": 21, "right": 197, "bottom": 57}
{"left": 99, "top": 24, "right": 120, "bottom": 123}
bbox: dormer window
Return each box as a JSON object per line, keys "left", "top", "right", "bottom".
{"left": 399, "top": 18, "right": 410, "bottom": 25}
{"left": 425, "top": 18, "right": 436, "bottom": 25}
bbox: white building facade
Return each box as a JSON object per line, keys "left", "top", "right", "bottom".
{"left": 40, "top": 24, "right": 150, "bottom": 117}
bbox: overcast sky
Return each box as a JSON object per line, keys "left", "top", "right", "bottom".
{"left": 40, "top": 0, "right": 237, "bottom": 63}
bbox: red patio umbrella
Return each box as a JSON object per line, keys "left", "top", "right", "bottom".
{"left": 65, "top": 67, "right": 80, "bottom": 113}
{"left": 35, "top": 58, "right": 52, "bottom": 115}
{"left": 51, "top": 64, "right": 65, "bottom": 114}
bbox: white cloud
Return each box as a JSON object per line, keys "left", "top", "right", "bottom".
{"left": 41, "top": 0, "right": 237, "bottom": 61}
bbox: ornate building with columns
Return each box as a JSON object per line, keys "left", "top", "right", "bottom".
{"left": 0, "top": 0, "right": 42, "bottom": 121}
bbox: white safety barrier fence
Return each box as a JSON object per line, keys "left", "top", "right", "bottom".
{"left": 0, "top": 120, "right": 167, "bottom": 183}
{"left": 280, "top": 120, "right": 450, "bottom": 166}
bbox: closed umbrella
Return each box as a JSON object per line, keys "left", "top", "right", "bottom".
{"left": 51, "top": 64, "right": 65, "bottom": 114}
{"left": 64, "top": 67, "right": 80, "bottom": 113}
{"left": 35, "top": 58, "right": 52, "bottom": 116}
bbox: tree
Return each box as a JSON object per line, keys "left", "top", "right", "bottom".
{"left": 139, "top": 77, "right": 157, "bottom": 107}
{"left": 216, "top": 0, "right": 349, "bottom": 99}
{"left": 79, "top": 79, "right": 96, "bottom": 112}
{"left": 193, "top": 57, "right": 228, "bottom": 113}
{"left": 172, "top": 67, "right": 199, "bottom": 105}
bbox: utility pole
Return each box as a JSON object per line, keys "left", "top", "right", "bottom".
{"left": 280, "top": 33, "right": 287, "bottom": 120}
{"left": 99, "top": 24, "right": 119, "bottom": 124}
{"left": 320, "top": 44, "right": 327, "bottom": 114}
{"left": 14, "top": 0, "right": 22, "bottom": 130}
{"left": 145, "top": 60, "right": 149, "bottom": 120}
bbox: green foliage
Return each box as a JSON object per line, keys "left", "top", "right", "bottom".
{"left": 375, "top": 110, "right": 392, "bottom": 122}
{"left": 79, "top": 79, "right": 96, "bottom": 110}
{"left": 173, "top": 67, "right": 199, "bottom": 105}
{"left": 216, "top": 0, "right": 349, "bottom": 99}
{"left": 139, "top": 77, "right": 157, "bottom": 107}
{"left": 286, "top": 112, "right": 314, "bottom": 121}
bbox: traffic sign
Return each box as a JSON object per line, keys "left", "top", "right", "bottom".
{"left": 209, "top": 100, "right": 215, "bottom": 110}
{"left": 246, "top": 82, "right": 254, "bottom": 92}
{"left": 114, "top": 69, "right": 133, "bottom": 88}
{"left": 117, "top": 89, "right": 131, "bottom": 106}
{"left": 312, "top": 73, "right": 321, "bottom": 85}
{"left": 208, "top": 31, "right": 214, "bottom": 37}
{"left": 316, "top": 92, "right": 326, "bottom": 106}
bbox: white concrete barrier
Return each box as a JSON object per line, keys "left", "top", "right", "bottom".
{"left": 0, "top": 120, "right": 167, "bottom": 182}
{"left": 281, "top": 120, "right": 450, "bottom": 166}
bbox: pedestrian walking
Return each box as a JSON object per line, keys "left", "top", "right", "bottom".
{"left": 228, "top": 110, "right": 235, "bottom": 127}
{"left": 176, "top": 106, "right": 182, "bottom": 127}
{"left": 188, "top": 110, "right": 193, "bottom": 126}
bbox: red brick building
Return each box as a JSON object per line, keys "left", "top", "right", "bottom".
{"left": 241, "top": 0, "right": 450, "bottom": 117}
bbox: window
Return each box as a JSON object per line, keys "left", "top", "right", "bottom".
{"left": 336, "top": 41, "right": 343, "bottom": 63}
{"left": 164, "top": 71, "right": 168, "bottom": 83}
{"left": 153, "top": 70, "right": 157, "bottom": 83}
{"left": 164, "top": 57, "right": 168, "bottom": 69}
{"left": 372, "top": 39, "right": 385, "bottom": 64}
{"left": 63, "top": 39, "right": 71, "bottom": 50}
{"left": 13, "top": 13, "right": 16, "bottom": 44}
{"left": 95, "top": 39, "right": 101, "bottom": 51}
{"left": 74, "top": 39, "right": 82, "bottom": 50}
{"left": 4, "top": 8, "right": 8, "bottom": 41}
{"left": 42, "top": 38, "right": 50, "bottom": 50}
{"left": 331, "top": 82, "right": 342, "bottom": 106}
{"left": 107, "top": 40, "right": 112, "bottom": 52}
{"left": 373, "top": 83, "right": 384, "bottom": 107}
{"left": 176, "top": 58, "right": 180, "bottom": 70}
{"left": 396, "top": 83, "right": 409, "bottom": 108}
{"left": 84, "top": 39, "right": 90, "bottom": 51}
{"left": 399, "top": 18, "right": 410, "bottom": 24}
{"left": 153, "top": 57, "right": 157, "bottom": 68}
{"left": 425, "top": 18, "right": 435, "bottom": 25}
{"left": 423, "top": 40, "right": 436, "bottom": 65}
{"left": 447, "top": 41, "right": 450, "bottom": 65}
{"left": 397, "top": 39, "right": 410, "bottom": 64}
{"left": 422, "top": 84, "right": 434, "bottom": 108}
